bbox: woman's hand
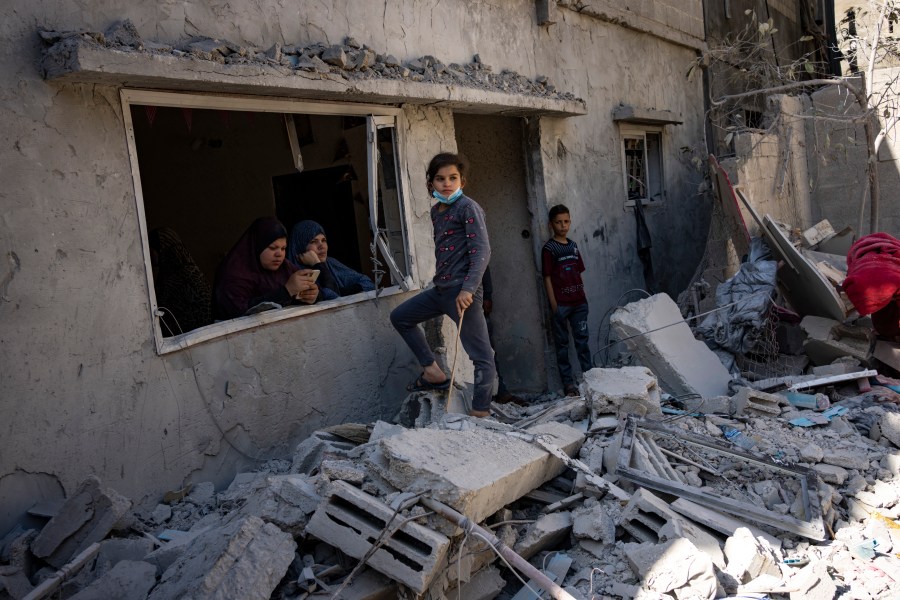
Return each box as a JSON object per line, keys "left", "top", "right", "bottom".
{"left": 456, "top": 290, "right": 473, "bottom": 317}
{"left": 299, "top": 250, "right": 320, "bottom": 266}
{"left": 286, "top": 270, "right": 319, "bottom": 304}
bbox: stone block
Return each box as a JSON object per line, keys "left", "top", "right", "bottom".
{"left": 69, "top": 560, "right": 156, "bottom": 600}
{"left": 373, "top": 421, "right": 583, "bottom": 525}
{"left": 291, "top": 431, "right": 357, "bottom": 475}
{"left": 148, "top": 516, "right": 295, "bottom": 600}
{"left": 724, "top": 527, "right": 781, "bottom": 584}
{"left": 812, "top": 463, "right": 848, "bottom": 485}
{"left": 880, "top": 412, "right": 900, "bottom": 448}
{"left": 572, "top": 503, "right": 615, "bottom": 545}
{"left": 800, "top": 443, "right": 824, "bottom": 463}
{"left": 582, "top": 367, "right": 661, "bottom": 419}
{"left": 231, "top": 474, "right": 320, "bottom": 537}
{"left": 800, "top": 316, "right": 870, "bottom": 365}
{"left": 822, "top": 447, "right": 870, "bottom": 471}
{"left": 31, "top": 476, "right": 132, "bottom": 568}
{"left": 514, "top": 511, "right": 573, "bottom": 560}
{"left": 305, "top": 481, "right": 449, "bottom": 594}
{"left": 731, "top": 387, "right": 783, "bottom": 416}
{"left": 620, "top": 488, "right": 724, "bottom": 567}
{"left": 624, "top": 538, "right": 717, "bottom": 599}
{"left": 610, "top": 293, "right": 732, "bottom": 398}
{"left": 0, "top": 566, "right": 33, "bottom": 599}
{"left": 91, "top": 537, "right": 155, "bottom": 579}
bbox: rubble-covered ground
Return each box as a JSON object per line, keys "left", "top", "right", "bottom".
{"left": 2, "top": 350, "right": 898, "bottom": 600}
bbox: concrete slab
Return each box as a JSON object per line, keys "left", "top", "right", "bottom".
{"left": 231, "top": 474, "right": 320, "bottom": 537}
{"left": 31, "top": 476, "right": 132, "bottom": 568}
{"left": 582, "top": 366, "right": 662, "bottom": 419}
{"left": 624, "top": 538, "right": 717, "bottom": 599}
{"left": 800, "top": 316, "right": 870, "bottom": 365}
{"left": 68, "top": 560, "right": 156, "bottom": 600}
{"left": 610, "top": 293, "right": 732, "bottom": 398}
{"left": 514, "top": 511, "right": 573, "bottom": 559}
{"left": 670, "top": 498, "right": 781, "bottom": 549}
{"left": 148, "top": 516, "right": 295, "bottom": 600}
{"left": 724, "top": 527, "right": 781, "bottom": 584}
{"left": 305, "top": 480, "right": 450, "bottom": 594}
{"left": 373, "top": 422, "right": 584, "bottom": 524}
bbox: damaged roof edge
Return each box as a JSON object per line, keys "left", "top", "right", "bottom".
{"left": 41, "top": 41, "right": 588, "bottom": 118}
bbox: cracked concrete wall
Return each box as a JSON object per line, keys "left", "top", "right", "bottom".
{"left": 0, "top": 0, "right": 707, "bottom": 533}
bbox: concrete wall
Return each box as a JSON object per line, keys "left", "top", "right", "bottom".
{"left": 0, "top": 0, "right": 708, "bottom": 532}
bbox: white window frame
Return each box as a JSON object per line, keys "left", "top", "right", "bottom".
{"left": 120, "top": 89, "right": 418, "bottom": 355}
{"left": 619, "top": 126, "right": 665, "bottom": 209}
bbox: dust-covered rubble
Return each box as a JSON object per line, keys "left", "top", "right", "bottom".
{"left": 38, "top": 19, "right": 581, "bottom": 104}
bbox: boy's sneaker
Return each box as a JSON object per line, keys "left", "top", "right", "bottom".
{"left": 564, "top": 384, "right": 579, "bottom": 397}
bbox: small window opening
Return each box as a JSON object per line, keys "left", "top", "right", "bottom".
{"left": 622, "top": 131, "right": 664, "bottom": 206}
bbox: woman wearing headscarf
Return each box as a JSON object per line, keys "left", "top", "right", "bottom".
{"left": 213, "top": 217, "right": 320, "bottom": 320}
{"left": 287, "top": 220, "right": 376, "bottom": 300}
{"left": 148, "top": 227, "right": 212, "bottom": 336}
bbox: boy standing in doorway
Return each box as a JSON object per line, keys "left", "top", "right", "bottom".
{"left": 542, "top": 204, "right": 592, "bottom": 396}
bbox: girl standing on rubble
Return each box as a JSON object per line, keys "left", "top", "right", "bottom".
{"left": 212, "top": 217, "right": 321, "bottom": 320}
{"left": 389, "top": 152, "right": 497, "bottom": 417}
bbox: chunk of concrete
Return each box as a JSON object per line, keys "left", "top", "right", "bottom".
{"left": 799, "top": 443, "right": 824, "bottom": 463}
{"left": 582, "top": 366, "right": 661, "bottom": 420}
{"left": 0, "top": 565, "right": 34, "bottom": 599}
{"left": 69, "top": 560, "right": 156, "bottom": 600}
{"left": 812, "top": 463, "right": 848, "bottom": 485}
{"left": 231, "top": 474, "right": 320, "bottom": 537}
{"left": 800, "top": 316, "right": 870, "bottom": 365}
{"left": 514, "top": 511, "right": 573, "bottom": 560}
{"left": 610, "top": 293, "right": 732, "bottom": 398}
{"left": 624, "top": 538, "right": 717, "bottom": 599}
{"left": 620, "top": 488, "right": 724, "bottom": 568}
{"left": 572, "top": 503, "right": 615, "bottom": 545}
{"left": 148, "top": 516, "right": 295, "bottom": 600}
{"left": 445, "top": 565, "right": 506, "bottom": 600}
{"left": 822, "top": 447, "right": 870, "bottom": 471}
{"left": 291, "top": 431, "right": 357, "bottom": 474}
{"left": 91, "top": 537, "right": 156, "bottom": 579}
{"left": 31, "top": 476, "right": 132, "bottom": 568}
{"left": 305, "top": 481, "right": 449, "bottom": 594}
{"left": 731, "top": 387, "right": 783, "bottom": 416}
{"left": 372, "top": 421, "right": 583, "bottom": 525}
{"left": 788, "top": 560, "right": 837, "bottom": 600}
{"left": 873, "top": 339, "right": 900, "bottom": 372}
{"left": 724, "top": 527, "right": 781, "bottom": 584}
{"left": 879, "top": 412, "right": 900, "bottom": 448}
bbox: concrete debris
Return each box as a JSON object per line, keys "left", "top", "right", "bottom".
{"left": 610, "top": 292, "right": 733, "bottom": 398}
{"left": 582, "top": 366, "right": 662, "bottom": 420}
{"left": 39, "top": 21, "right": 579, "bottom": 103}
{"left": 6, "top": 269, "right": 900, "bottom": 600}
{"left": 31, "top": 475, "right": 132, "bottom": 568}
{"left": 148, "top": 516, "right": 295, "bottom": 600}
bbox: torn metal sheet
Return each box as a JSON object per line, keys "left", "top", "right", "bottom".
{"left": 762, "top": 215, "right": 847, "bottom": 321}
{"left": 616, "top": 417, "right": 826, "bottom": 540}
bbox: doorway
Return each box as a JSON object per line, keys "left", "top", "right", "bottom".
{"left": 454, "top": 114, "right": 547, "bottom": 393}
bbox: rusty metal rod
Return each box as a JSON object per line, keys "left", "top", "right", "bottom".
{"left": 421, "top": 497, "right": 577, "bottom": 600}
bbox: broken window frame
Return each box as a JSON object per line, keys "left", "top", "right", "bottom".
{"left": 619, "top": 127, "right": 665, "bottom": 209}
{"left": 615, "top": 416, "right": 826, "bottom": 540}
{"left": 120, "top": 89, "right": 417, "bottom": 355}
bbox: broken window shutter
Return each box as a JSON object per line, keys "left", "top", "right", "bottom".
{"left": 366, "top": 115, "right": 411, "bottom": 290}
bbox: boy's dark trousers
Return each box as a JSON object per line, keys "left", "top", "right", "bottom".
{"left": 551, "top": 302, "right": 592, "bottom": 386}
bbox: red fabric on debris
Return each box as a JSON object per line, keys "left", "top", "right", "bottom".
{"left": 844, "top": 232, "right": 900, "bottom": 338}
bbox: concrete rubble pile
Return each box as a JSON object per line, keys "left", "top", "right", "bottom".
{"left": 3, "top": 223, "right": 900, "bottom": 599}
{"left": 39, "top": 20, "right": 579, "bottom": 102}
{"left": 3, "top": 343, "right": 900, "bottom": 599}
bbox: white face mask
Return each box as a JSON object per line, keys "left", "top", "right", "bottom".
{"left": 433, "top": 188, "right": 463, "bottom": 204}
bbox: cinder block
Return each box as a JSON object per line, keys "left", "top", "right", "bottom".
{"left": 305, "top": 481, "right": 450, "bottom": 594}
{"left": 731, "top": 387, "right": 783, "bottom": 416}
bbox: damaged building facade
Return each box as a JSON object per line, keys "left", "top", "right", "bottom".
{"left": 0, "top": 1, "right": 711, "bottom": 531}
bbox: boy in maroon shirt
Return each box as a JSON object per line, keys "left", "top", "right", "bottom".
{"left": 542, "top": 204, "right": 592, "bottom": 396}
